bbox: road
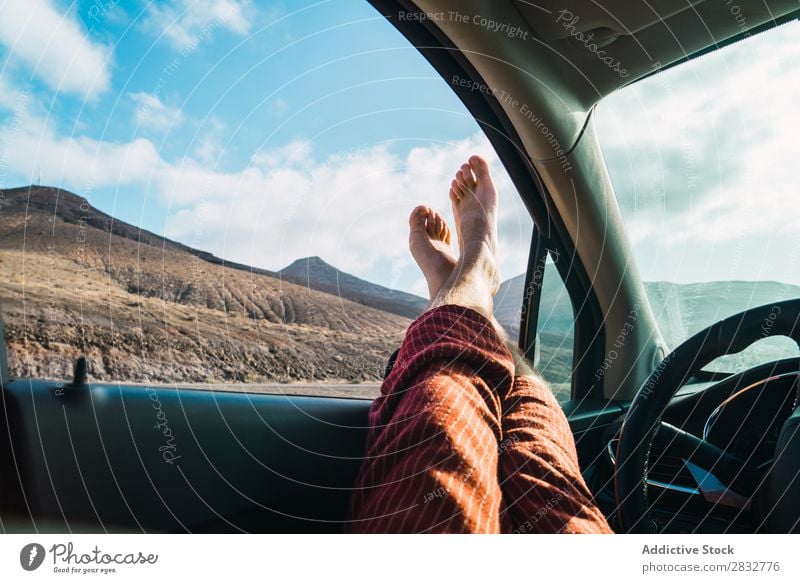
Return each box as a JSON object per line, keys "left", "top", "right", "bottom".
{"left": 142, "top": 382, "right": 382, "bottom": 400}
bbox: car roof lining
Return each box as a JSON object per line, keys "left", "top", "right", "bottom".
{"left": 409, "top": 0, "right": 800, "bottom": 162}
{"left": 630, "top": 7, "right": 800, "bottom": 82}
{"left": 514, "top": 0, "right": 800, "bottom": 89}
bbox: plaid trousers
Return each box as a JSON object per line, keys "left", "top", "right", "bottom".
{"left": 345, "top": 305, "right": 612, "bottom": 533}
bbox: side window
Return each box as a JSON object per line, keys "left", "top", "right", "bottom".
{"left": 0, "top": 0, "right": 532, "bottom": 398}
{"left": 496, "top": 243, "right": 575, "bottom": 402}
{"left": 535, "top": 255, "right": 575, "bottom": 401}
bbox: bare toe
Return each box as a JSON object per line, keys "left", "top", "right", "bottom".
{"left": 426, "top": 213, "right": 438, "bottom": 238}
{"left": 468, "top": 155, "right": 489, "bottom": 178}
{"left": 408, "top": 206, "right": 457, "bottom": 300}
{"left": 460, "top": 163, "right": 477, "bottom": 187}
{"left": 409, "top": 205, "right": 427, "bottom": 230}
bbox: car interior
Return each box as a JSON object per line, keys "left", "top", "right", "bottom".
{"left": 1, "top": 0, "right": 799, "bottom": 533}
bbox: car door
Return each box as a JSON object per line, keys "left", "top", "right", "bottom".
{"left": 0, "top": 0, "right": 625, "bottom": 533}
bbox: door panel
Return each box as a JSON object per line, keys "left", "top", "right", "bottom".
{"left": 0, "top": 381, "right": 370, "bottom": 532}
{"left": 1, "top": 380, "right": 630, "bottom": 532}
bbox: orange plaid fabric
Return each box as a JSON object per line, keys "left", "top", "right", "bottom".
{"left": 345, "top": 305, "right": 612, "bottom": 533}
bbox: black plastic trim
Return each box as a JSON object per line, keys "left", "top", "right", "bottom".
{"left": 519, "top": 228, "right": 547, "bottom": 361}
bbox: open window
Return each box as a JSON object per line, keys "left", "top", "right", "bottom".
{"left": 0, "top": 0, "right": 534, "bottom": 399}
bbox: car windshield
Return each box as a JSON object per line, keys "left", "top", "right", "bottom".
{"left": 595, "top": 21, "right": 800, "bottom": 372}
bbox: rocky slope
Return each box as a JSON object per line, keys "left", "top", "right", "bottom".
{"left": 495, "top": 268, "right": 800, "bottom": 385}
{"left": 0, "top": 186, "right": 411, "bottom": 384}
{"left": 3, "top": 185, "right": 795, "bottom": 390}
{"left": 279, "top": 256, "right": 427, "bottom": 319}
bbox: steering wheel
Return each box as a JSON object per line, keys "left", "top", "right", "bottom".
{"left": 614, "top": 299, "right": 800, "bottom": 533}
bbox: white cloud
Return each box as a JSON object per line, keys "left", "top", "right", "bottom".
{"left": 7, "top": 22, "right": 797, "bottom": 292}
{"left": 2, "top": 117, "right": 160, "bottom": 188}
{"left": 191, "top": 117, "right": 227, "bottom": 165}
{"left": 250, "top": 139, "right": 311, "bottom": 169}
{"left": 143, "top": 0, "right": 253, "bottom": 50}
{"left": 595, "top": 21, "right": 800, "bottom": 284}
{"left": 0, "top": 90, "right": 532, "bottom": 293}
{"left": 270, "top": 98, "right": 289, "bottom": 117}
{"left": 218, "top": 137, "right": 529, "bottom": 289}
{"left": 0, "top": 0, "right": 111, "bottom": 99}
{"left": 0, "top": 75, "right": 31, "bottom": 112}
{"left": 157, "top": 134, "right": 532, "bottom": 287}
{"left": 130, "top": 92, "right": 185, "bottom": 132}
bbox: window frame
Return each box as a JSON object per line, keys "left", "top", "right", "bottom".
{"left": 369, "top": 0, "right": 606, "bottom": 400}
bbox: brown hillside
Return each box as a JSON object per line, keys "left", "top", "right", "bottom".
{"left": 0, "top": 186, "right": 408, "bottom": 384}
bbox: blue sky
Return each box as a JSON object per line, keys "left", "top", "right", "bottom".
{"left": 0, "top": 0, "right": 798, "bottom": 294}
{"left": 0, "top": 0, "right": 532, "bottom": 297}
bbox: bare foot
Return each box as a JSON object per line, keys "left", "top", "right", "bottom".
{"left": 448, "top": 155, "right": 500, "bottom": 294}
{"left": 409, "top": 205, "right": 457, "bottom": 299}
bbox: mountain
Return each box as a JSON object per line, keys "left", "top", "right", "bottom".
{"left": 644, "top": 280, "right": 800, "bottom": 348}
{"left": 0, "top": 185, "right": 410, "bottom": 384}
{"left": 0, "top": 184, "right": 279, "bottom": 276}
{"left": 495, "top": 267, "right": 800, "bottom": 386}
{"left": 494, "top": 264, "right": 575, "bottom": 388}
{"left": 644, "top": 279, "right": 800, "bottom": 371}
{"left": 494, "top": 262, "right": 573, "bottom": 339}
{"left": 496, "top": 268, "right": 800, "bottom": 345}
{"left": 279, "top": 256, "right": 427, "bottom": 319}
{"left": 1, "top": 185, "right": 797, "bottom": 388}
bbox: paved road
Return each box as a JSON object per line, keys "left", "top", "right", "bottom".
{"left": 125, "top": 381, "right": 569, "bottom": 401}
{"left": 156, "top": 382, "right": 381, "bottom": 400}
